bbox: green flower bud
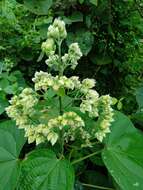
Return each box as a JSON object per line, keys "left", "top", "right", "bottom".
{"left": 47, "top": 18, "right": 67, "bottom": 40}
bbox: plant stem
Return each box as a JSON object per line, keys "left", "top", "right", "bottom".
{"left": 59, "top": 96, "right": 63, "bottom": 115}
{"left": 68, "top": 148, "right": 74, "bottom": 161}
{"left": 81, "top": 183, "right": 115, "bottom": 190}
{"left": 57, "top": 39, "right": 64, "bottom": 156}
{"left": 71, "top": 150, "right": 102, "bottom": 165}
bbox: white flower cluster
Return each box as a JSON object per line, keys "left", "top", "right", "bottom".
{"left": 7, "top": 72, "right": 114, "bottom": 144}
{"left": 80, "top": 89, "right": 99, "bottom": 118}
{"left": 41, "top": 18, "right": 82, "bottom": 71}
{"left": 80, "top": 91, "right": 114, "bottom": 142}
{"left": 41, "top": 38, "right": 56, "bottom": 56}
{"left": 32, "top": 72, "right": 98, "bottom": 94}
{"left": 47, "top": 18, "right": 67, "bottom": 40}
{"left": 80, "top": 78, "right": 96, "bottom": 93}
{"left": 6, "top": 19, "right": 114, "bottom": 146}
{"left": 32, "top": 70, "right": 114, "bottom": 142}
{"left": 6, "top": 88, "right": 38, "bottom": 127}
{"left": 41, "top": 18, "right": 67, "bottom": 57}
{"left": 95, "top": 95, "right": 114, "bottom": 142}
{"left": 6, "top": 93, "right": 90, "bottom": 146}
{"left": 61, "top": 43, "right": 82, "bottom": 70}
{"left": 32, "top": 71, "right": 81, "bottom": 91}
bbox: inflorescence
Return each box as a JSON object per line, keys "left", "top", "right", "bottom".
{"left": 6, "top": 18, "right": 114, "bottom": 147}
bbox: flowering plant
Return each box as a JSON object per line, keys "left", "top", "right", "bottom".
{"left": 6, "top": 18, "right": 114, "bottom": 148}
{"left": 6, "top": 18, "right": 114, "bottom": 189}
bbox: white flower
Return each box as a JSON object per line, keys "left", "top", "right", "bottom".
{"left": 70, "top": 76, "right": 81, "bottom": 89}
{"left": 81, "top": 78, "right": 96, "bottom": 93}
{"left": 69, "top": 43, "right": 82, "bottom": 60}
{"left": 45, "top": 54, "right": 60, "bottom": 69}
{"left": 47, "top": 132, "right": 58, "bottom": 145}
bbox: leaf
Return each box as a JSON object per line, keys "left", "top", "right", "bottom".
{"left": 0, "top": 120, "right": 26, "bottom": 190}
{"left": 81, "top": 170, "right": 113, "bottom": 190}
{"left": 67, "top": 29, "right": 94, "bottom": 56}
{"left": 102, "top": 111, "right": 143, "bottom": 190}
{"left": 63, "top": 12, "right": 83, "bottom": 24}
{"left": 0, "top": 79, "right": 9, "bottom": 90}
{"left": 90, "top": 55, "right": 112, "bottom": 65}
{"left": 136, "top": 87, "right": 143, "bottom": 109}
{"left": 79, "top": 0, "right": 84, "bottom": 4}
{"left": 132, "top": 112, "right": 143, "bottom": 125}
{"left": 0, "top": 96, "right": 9, "bottom": 115}
{"left": 0, "top": 120, "right": 26, "bottom": 154}
{"left": 74, "top": 181, "right": 84, "bottom": 190}
{"left": 19, "top": 149, "right": 75, "bottom": 190}
{"left": 56, "top": 87, "right": 65, "bottom": 97}
{"left": 117, "top": 101, "right": 122, "bottom": 110}
{"left": 89, "top": 0, "right": 98, "bottom": 6}
{"left": 24, "top": 0, "right": 53, "bottom": 15}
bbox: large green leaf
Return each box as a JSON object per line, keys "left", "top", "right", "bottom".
{"left": 24, "top": 0, "right": 53, "bottom": 15}
{"left": 19, "top": 149, "right": 75, "bottom": 190}
{"left": 0, "top": 120, "right": 26, "bottom": 190}
{"left": 102, "top": 111, "right": 143, "bottom": 190}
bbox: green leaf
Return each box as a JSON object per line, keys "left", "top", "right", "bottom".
{"left": 117, "top": 101, "right": 122, "bottom": 110}
{"left": 0, "top": 96, "right": 9, "bottom": 115}
{"left": 90, "top": 55, "right": 112, "bottom": 65}
{"left": 89, "top": 0, "right": 98, "bottom": 6}
{"left": 67, "top": 29, "right": 94, "bottom": 56}
{"left": 56, "top": 87, "right": 65, "bottom": 97}
{"left": 82, "top": 170, "right": 113, "bottom": 190}
{"left": 0, "top": 120, "right": 26, "bottom": 190}
{"left": 79, "top": 0, "right": 84, "bottom": 4}
{"left": 24, "top": 0, "right": 53, "bottom": 15}
{"left": 63, "top": 12, "right": 83, "bottom": 24}
{"left": 0, "top": 79, "right": 9, "bottom": 90}
{"left": 132, "top": 112, "right": 143, "bottom": 124}
{"left": 0, "top": 120, "right": 26, "bottom": 154}
{"left": 19, "top": 149, "right": 75, "bottom": 190}
{"left": 102, "top": 111, "right": 143, "bottom": 190}
{"left": 136, "top": 87, "right": 143, "bottom": 109}
{"left": 4, "top": 83, "right": 18, "bottom": 94}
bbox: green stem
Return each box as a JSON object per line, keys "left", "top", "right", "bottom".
{"left": 57, "top": 39, "right": 64, "bottom": 156}
{"left": 68, "top": 148, "right": 74, "bottom": 161}
{"left": 71, "top": 150, "right": 102, "bottom": 165}
{"left": 59, "top": 96, "right": 63, "bottom": 115}
{"left": 81, "top": 183, "right": 115, "bottom": 190}
{"left": 58, "top": 40, "right": 63, "bottom": 76}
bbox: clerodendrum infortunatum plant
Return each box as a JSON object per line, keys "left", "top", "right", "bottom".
{"left": 6, "top": 18, "right": 114, "bottom": 152}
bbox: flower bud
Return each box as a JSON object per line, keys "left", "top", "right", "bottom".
{"left": 41, "top": 38, "right": 55, "bottom": 56}
{"left": 47, "top": 18, "right": 67, "bottom": 40}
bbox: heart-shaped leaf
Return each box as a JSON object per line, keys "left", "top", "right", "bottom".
{"left": 0, "top": 120, "right": 26, "bottom": 190}
{"left": 19, "top": 149, "right": 75, "bottom": 190}
{"left": 102, "top": 111, "right": 143, "bottom": 190}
